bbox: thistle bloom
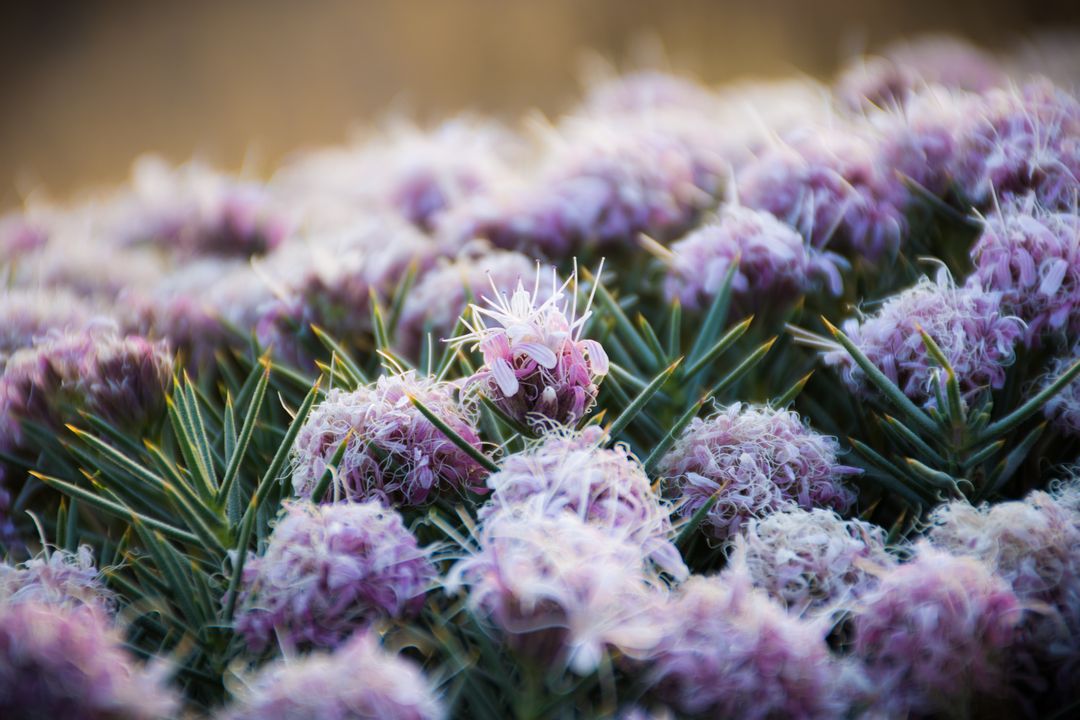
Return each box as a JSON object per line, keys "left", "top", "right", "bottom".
{"left": 234, "top": 500, "right": 436, "bottom": 652}
{"left": 644, "top": 571, "right": 856, "bottom": 719}
{"left": 850, "top": 543, "right": 1022, "bottom": 717}
{"left": 453, "top": 267, "right": 608, "bottom": 428}
{"left": 479, "top": 426, "right": 686, "bottom": 578}
{"left": 657, "top": 402, "right": 859, "bottom": 543}
{"left": 662, "top": 204, "right": 845, "bottom": 312}
{"left": 0, "top": 601, "right": 177, "bottom": 720}
{"left": 395, "top": 246, "right": 540, "bottom": 359}
{"left": 0, "top": 545, "right": 115, "bottom": 616}
{"left": 968, "top": 197, "right": 1080, "bottom": 343}
{"left": 823, "top": 271, "right": 1024, "bottom": 406}
{"left": 446, "top": 507, "right": 667, "bottom": 674}
{"left": 291, "top": 372, "right": 486, "bottom": 507}
{"left": 731, "top": 508, "right": 893, "bottom": 615}
{"left": 221, "top": 630, "right": 445, "bottom": 720}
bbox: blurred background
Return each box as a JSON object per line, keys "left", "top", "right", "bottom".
{"left": 3, "top": 0, "right": 1079, "bottom": 207}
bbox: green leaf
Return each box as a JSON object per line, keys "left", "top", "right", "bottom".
{"left": 773, "top": 370, "right": 814, "bottom": 409}
{"left": 683, "top": 315, "right": 754, "bottom": 380}
{"left": 636, "top": 313, "right": 667, "bottom": 369}
{"left": 581, "top": 267, "right": 654, "bottom": 364}
{"left": 675, "top": 489, "right": 722, "bottom": 549}
{"left": 643, "top": 392, "right": 709, "bottom": 475}
{"left": 847, "top": 439, "right": 933, "bottom": 507}
{"left": 977, "top": 359, "right": 1080, "bottom": 443}
{"left": 666, "top": 300, "right": 681, "bottom": 359}
{"left": 686, "top": 258, "right": 738, "bottom": 370}
{"left": 980, "top": 422, "right": 1047, "bottom": 501}
{"left": 311, "top": 325, "right": 369, "bottom": 385}
{"left": 409, "top": 394, "right": 499, "bottom": 474}
{"left": 880, "top": 414, "right": 946, "bottom": 467}
{"left": 605, "top": 358, "right": 682, "bottom": 440}
{"left": 217, "top": 363, "right": 270, "bottom": 507}
{"left": 309, "top": 430, "right": 356, "bottom": 503}
{"left": 709, "top": 336, "right": 777, "bottom": 397}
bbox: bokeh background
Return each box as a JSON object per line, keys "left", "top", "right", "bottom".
{"left": 3, "top": 0, "right": 1079, "bottom": 207}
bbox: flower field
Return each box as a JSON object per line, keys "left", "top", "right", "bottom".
{"left": 2, "top": 35, "right": 1080, "bottom": 719}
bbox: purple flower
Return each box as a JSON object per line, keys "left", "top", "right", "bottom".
{"left": 580, "top": 70, "right": 721, "bottom": 116}
{"left": 952, "top": 79, "right": 1080, "bottom": 210}
{"left": 0, "top": 288, "right": 97, "bottom": 368}
{"left": 396, "top": 246, "right": 540, "bottom": 359}
{"left": 0, "top": 212, "right": 48, "bottom": 262}
{"left": 851, "top": 543, "right": 1022, "bottom": 717}
{"left": 823, "top": 270, "right": 1024, "bottom": 406}
{"left": 291, "top": 372, "right": 486, "bottom": 507}
{"left": 234, "top": 500, "right": 436, "bottom": 653}
{"left": 0, "top": 546, "right": 115, "bottom": 617}
{"left": 479, "top": 426, "right": 687, "bottom": 578}
{"left": 0, "top": 601, "right": 178, "bottom": 720}
{"left": 735, "top": 123, "right": 909, "bottom": 261}
{"left": 446, "top": 507, "right": 667, "bottom": 674}
{"left": 453, "top": 267, "right": 608, "bottom": 428}
{"left": 657, "top": 402, "right": 859, "bottom": 543}
{"left": 662, "top": 204, "right": 845, "bottom": 312}
{"left": 1043, "top": 345, "right": 1080, "bottom": 436}
{"left": 731, "top": 507, "right": 893, "bottom": 615}
{"left": 644, "top": 571, "right": 857, "bottom": 719}
{"left": 222, "top": 630, "right": 445, "bottom": 720}
{"left": 969, "top": 197, "right": 1080, "bottom": 343}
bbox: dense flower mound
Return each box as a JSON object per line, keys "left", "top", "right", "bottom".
{"left": 663, "top": 204, "right": 844, "bottom": 312}
{"left": 824, "top": 270, "right": 1024, "bottom": 405}
{"left": 735, "top": 122, "right": 909, "bottom": 261}
{"left": 0, "top": 322, "right": 173, "bottom": 450}
{"left": 0, "top": 288, "right": 97, "bottom": 368}
{"left": 291, "top": 372, "right": 486, "bottom": 506}
{"left": 222, "top": 630, "right": 445, "bottom": 720}
{"left": 927, "top": 488, "right": 1080, "bottom": 698}
{"left": 479, "top": 426, "right": 686, "bottom": 578}
{"left": 850, "top": 543, "right": 1023, "bottom": 717}
{"left": 0, "top": 601, "right": 178, "bottom": 720}
{"left": 952, "top": 79, "right": 1080, "bottom": 210}
{"left": 446, "top": 507, "right": 666, "bottom": 674}
{"left": 0, "top": 545, "right": 115, "bottom": 616}
{"left": 969, "top": 197, "right": 1080, "bottom": 343}
{"left": 730, "top": 507, "right": 894, "bottom": 615}
{"left": 1043, "top": 345, "right": 1080, "bottom": 436}
{"left": 234, "top": 500, "right": 436, "bottom": 652}
{"left": 396, "top": 246, "right": 539, "bottom": 359}
{"left": 657, "top": 402, "right": 859, "bottom": 543}
{"left": 643, "top": 571, "right": 857, "bottom": 719}
{"left": 453, "top": 268, "right": 608, "bottom": 428}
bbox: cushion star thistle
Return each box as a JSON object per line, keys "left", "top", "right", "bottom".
{"left": 452, "top": 263, "right": 609, "bottom": 428}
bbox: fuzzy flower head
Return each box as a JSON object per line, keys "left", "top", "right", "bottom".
{"left": 662, "top": 204, "right": 845, "bottom": 312}
{"left": 0, "top": 545, "right": 115, "bottom": 617}
{"left": 234, "top": 500, "right": 436, "bottom": 652}
{"left": 1043, "top": 345, "right": 1080, "bottom": 437}
{"left": 453, "top": 266, "right": 608, "bottom": 428}
{"left": 479, "top": 426, "right": 686, "bottom": 578}
{"left": 0, "top": 601, "right": 177, "bottom": 720}
{"left": 291, "top": 371, "right": 486, "bottom": 507}
{"left": 0, "top": 288, "right": 96, "bottom": 369}
{"left": 731, "top": 508, "right": 894, "bottom": 615}
{"left": 644, "top": 571, "right": 856, "bottom": 719}
{"left": 969, "top": 197, "right": 1080, "bottom": 343}
{"left": 446, "top": 507, "right": 667, "bottom": 674}
{"left": 657, "top": 402, "right": 859, "bottom": 543}
{"left": 396, "top": 246, "right": 541, "bottom": 359}
{"left": 851, "top": 543, "right": 1022, "bottom": 717}
{"left": 222, "top": 630, "right": 444, "bottom": 720}
{"left": 822, "top": 270, "right": 1024, "bottom": 406}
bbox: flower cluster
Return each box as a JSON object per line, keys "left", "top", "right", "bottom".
{"left": 291, "top": 372, "right": 487, "bottom": 507}
{"left": 657, "top": 403, "right": 859, "bottom": 543}
{"left": 0, "top": 546, "right": 115, "bottom": 616}
{"left": 453, "top": 268, "right": 608, "bottom": 428}
{"left": 479, "top": 427, "right": 686, "bottom": 578}
{"left": 234, "top": 500, "right": 436, "bottom": 652}
{"left": 0, "top": 601, "right": 178, "bottom": 720}
{"left": 0, "top": 288, "right": 95, "bottom": 368}
{"left": 222, "top": 630, "right": 445, "bottom": 720}
{"left": 824, "top": 270, "right": 1024, "bottom": 405}
{"left": 850, "top": 543, "right": 1022, "bottom": 717}
{"left": 730, "top": 508, "right": 893, "bottom": 614}
{"left": 1042, "top": 345, "right": 1080, "bottom": 436}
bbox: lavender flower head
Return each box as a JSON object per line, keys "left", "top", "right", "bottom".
{"left": 291, "top": 371, "right": 486, "bottom": 507}
{"left": 0, "top": 545, "right": 115, "bottom": 616}
{"left": 234, "top": 500, "right": 436, "bottom": 652}
{"left": 222, "top": 630, "right": 445, "bottom": 720}
{"left": 662, "top": 204, "right": 845, "bottom": 312}
{"left": 969, "top": 197, "right": 1080, "bottom": 343}
{"left": 851, "top": 543, "right": 1022, "bottom": 717}
{"left": 823, "top": 270, "right": 1024, "bottom": 406}
{"left": 644, "top": 571, "right": 856, "bottom": 719}
{"left": 731, "top": 507, "right": 894, "bottom": 615}
{"left": 453, "top": 266, "right": 608, "bottom": 428}
{"left": 446, "top": 507, "right": 667, "bottom": 674}
{"left": 657, "top": 402, "right": 859, "bottom": 543}
{"left": 479, "top": 426, "right": 686, "bottom": 578}
{"left": 396, "top": 245, "right": 540, "bottom": 359}
{"left": 0, "top": 601, "right": 178, "bottom": 720}
{"left": 0, "top": 288, "right": 96, "bottom": 369}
